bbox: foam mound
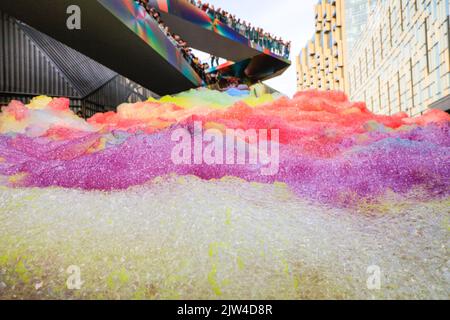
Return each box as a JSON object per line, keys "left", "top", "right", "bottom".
{"left": 0, "top": 90, "right": 449, "bottom": 205}
{"left": 0, "top": 89, "right": 449, "bottom": 299}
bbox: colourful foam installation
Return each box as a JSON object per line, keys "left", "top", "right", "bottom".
{"left": 1, "top": 89, "right": 449, "bottom": 300}
{"left": 0, "top": 89, "right": 448, "bottom": 206}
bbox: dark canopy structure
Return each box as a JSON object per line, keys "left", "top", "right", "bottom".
{"left": 0, "top": 0, "right": 203, "bottom": 96}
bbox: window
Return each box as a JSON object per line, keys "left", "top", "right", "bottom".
{"left": 372, "top": 38, "right": 376, "bottom": 69}
{"left": 387, "top": 81, "right": 391, "bottom": 115}
{"left": 388, "top": 7, "right": 393, "bottom": 47}
{"left": 424, "top": 17, "right": 430, "bottom": 74}
{"left": 409, "top": 58, "right": 416, "bottom": 114}
{"left": 378, "top": 77, "right": 382, "bottom": 111}
{"left": 399, "top": 0, "right": 404, "bottom": 31}
{"left": 397, "top": 71, "right": 402, "bottom": 112}
{"left": 365, "top": 48, "right": 369, "bottom": 77}
{"left": 379, "top": 28, "right": 383, "bottom": 58}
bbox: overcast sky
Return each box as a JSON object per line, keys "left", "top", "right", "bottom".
{"left": 197, "top": 0, "right": 317, "bottom": 97}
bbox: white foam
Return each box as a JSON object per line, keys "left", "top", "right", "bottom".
{"left": 0, "top": 176, "right": 448, "bottom": 299}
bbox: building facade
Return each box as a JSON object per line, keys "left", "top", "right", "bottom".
{"left": 296, "top": 0, "right": 347, "bottom": 92}
{"left": 345, "top": 0, "right": 373, "bottom": 53}
{"left": 298, "top": 0, "right": 450, "bottom": 116}
{"left": 347, "top": 0, "right": 450, "bottom": 116}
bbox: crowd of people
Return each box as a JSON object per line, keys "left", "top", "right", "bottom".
{"left": 187, "top": 0, "right": 291, "bottom": 58}
{"left": 135, "top": 0, "right": 214, "bottom": 83}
